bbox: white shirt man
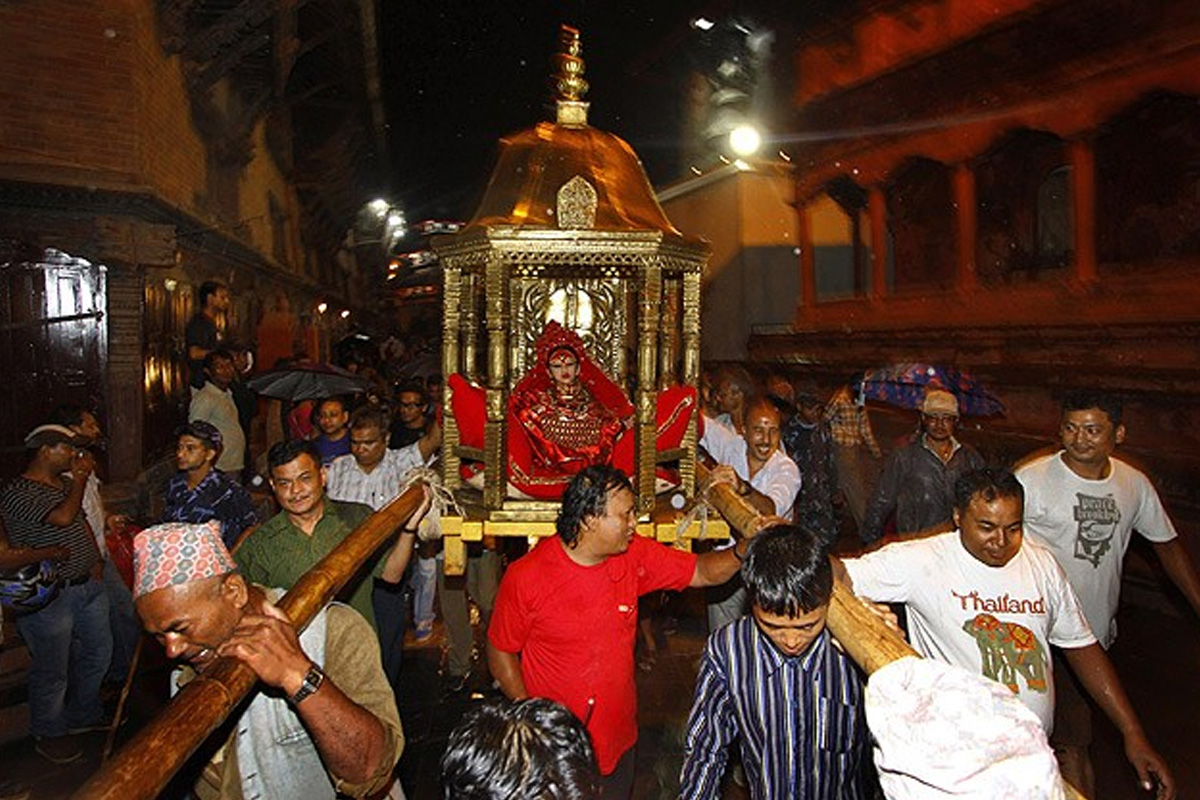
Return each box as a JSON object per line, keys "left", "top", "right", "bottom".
{"left": 700, "top": 399, "right": 800, "bottom": 519}
{"left": 838, "top": 468, "right": 1174, "bottom": 797}
{"left": 1015, "top": 393, "right": 1200, "bottom": 649}
{"left": 700, "top": 398, "right": 800, "bottom": 630}
{"left": 189, "top": 350, "right": 246, "bottom": 474}
{"left": 1014, "top": 392, "right": 1200, "bottom": 799}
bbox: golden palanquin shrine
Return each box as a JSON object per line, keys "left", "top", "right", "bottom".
{"left": 433, "top": 30, "right": 727, "bottom": 572}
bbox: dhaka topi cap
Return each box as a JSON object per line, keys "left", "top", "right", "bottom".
{"left": 921, "top": 389, "right": 959, "bottom": 417}
{"left": 24, "top": 424, "right": 87, "bottom": 450}
{"left": 133, "top": 521, "right": 236, "bottom": 600}
{"left": 176, "top": 420, "right": 223, "bottom": 452}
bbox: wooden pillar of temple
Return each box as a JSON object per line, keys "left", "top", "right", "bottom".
{"left": 868, "top": 187, "right": 888, "bottom": 301}
{"left": 953, "top": 162, "right": 978, "bottom": 293}
{"left": 1068, "top": 139, "right": 1098, "bottom": 285}
{"left": 797, "top": 201, "right": 817, "bottom": 314}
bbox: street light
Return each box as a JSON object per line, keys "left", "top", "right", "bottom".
{"left": 729, "top": 124, "right": 761, "bottom": 157}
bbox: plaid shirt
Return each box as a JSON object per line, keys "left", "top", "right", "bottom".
{"left": 824, "top": 388, "right": 882, "bottom": 458}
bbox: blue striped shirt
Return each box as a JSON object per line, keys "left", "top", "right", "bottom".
{"left": 681, "top": 621, "right": 869, "bottom": 800}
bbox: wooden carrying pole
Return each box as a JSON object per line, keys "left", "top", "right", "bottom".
{"left": 698, "top": 463, "right": 1089, "bottom": 800}
{"left": 71, "top": 485, "right": 425, "bottom": 800}
{"left": 696, "top": 462, "right": 918, "bottom": 672}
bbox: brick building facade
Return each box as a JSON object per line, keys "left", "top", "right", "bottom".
{"left": 0, "top": 0, "right": 386, "bottom": 480}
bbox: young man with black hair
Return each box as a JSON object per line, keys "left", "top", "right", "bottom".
{"left": 487, "top": 464, "right": 755, "bottom": 800}
{"left": 389, "top": 381, "right": 430, "bottom": 450}
{"left": 311, "top": 396, "right": 352, "bottom": 465}
{"left": 680, "top": 525, "right": 870, "bottom": 800}
{"left": 186, "top": 280, "right": 231, "bottom": 391}
{"left": 235, "top": 440, "right": 429, "bottom": 657}
{"left": 1016, "top": 390, "right": 1200, "bottom": 796}
{"left": 189, "top": 348, "right": 246, "bottom": 475}
{"left": 840, "top": 468, "right": 1174, "bottom": 798}
{"left": 441, "top": 698, "right": 599, "bottom": 800}
{"left": 163, "top": 421, "right": 259, "bottom": 549}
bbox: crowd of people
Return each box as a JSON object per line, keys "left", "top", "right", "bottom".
{"left": 2, "top": 290, "right": 1198, "bottom": 800}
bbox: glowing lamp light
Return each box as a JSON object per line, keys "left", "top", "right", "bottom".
{"left": 340, "top": 309, "right": 351, "bottom": 319}
{"left": 368, "top": 198, "right": 389, "bottom": 217}
{"left": 691, "top": 17, "right": 715, "bottom": 31}
{"left": 317, "top": 302, "right": 328, "bottom": 314}
{"left": 729, "top": 124, "right": 761, "bottom": 157}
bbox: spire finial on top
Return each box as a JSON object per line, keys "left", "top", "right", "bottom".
{"left": 554, "top": 25, "right": 589, "bottom": 127}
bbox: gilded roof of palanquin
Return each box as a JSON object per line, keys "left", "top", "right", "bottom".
{"left": 466, "top": 27, "right": 681, "bottom": 236}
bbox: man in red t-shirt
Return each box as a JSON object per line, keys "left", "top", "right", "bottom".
{"left": 488, "top": 464, "right": 757, "bottom": 800}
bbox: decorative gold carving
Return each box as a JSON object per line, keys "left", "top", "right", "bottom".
{"left": 512, "top": 277, "right": 625, "bottom": 383}
{"left": 555, "top": 26, "right": 588, "bottom": 102}
{"left": 554, "top": 26, "right": 590, "bottom": 128}
{"left": 557, "top": 175, "right": 598, "bottom": 229}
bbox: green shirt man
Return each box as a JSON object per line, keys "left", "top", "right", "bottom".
{"left": 236, "top": 497, "right": 380, "bottom": 627}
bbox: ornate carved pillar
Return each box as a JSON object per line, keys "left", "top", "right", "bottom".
{"left": 953, "top": 163, "right": 978, "bottom": 293}
{"left": 680, "top": 270, "right": 701, "bottom": 497}
{"left": 483, "top": 254, "right": 510, "bottom": 509}
{"left": 441, "top": 263, "right": 463, "bottom": 490}
{"left": 461, "top": 272, "right": 480, "bottom": 382}
{"left": 1068, "top": 139, "right": 1097, "bottom": 285}
{"left": 635, "top": 258, "right": 662, "bottom": 514}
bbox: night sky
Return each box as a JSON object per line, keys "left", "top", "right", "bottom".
{"left": 378, "top": 2, "right": 733, "bottom": 222}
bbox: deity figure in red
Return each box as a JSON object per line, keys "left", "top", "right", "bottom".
{"left": 509, "top": 321, "right": 634, "bottom": 477}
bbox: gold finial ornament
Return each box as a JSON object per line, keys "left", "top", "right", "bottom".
{"left": 555, "top": 25, "right": 589, "bottom": 127}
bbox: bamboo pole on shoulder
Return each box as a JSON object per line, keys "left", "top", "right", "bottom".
{"left": 698, "top": 463, "right": 1089, "bottom": 800}
{"left": 72, "top": 485, "right": 426, "bottom": 800}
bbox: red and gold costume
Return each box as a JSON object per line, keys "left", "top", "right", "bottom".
{"left": 509, "top": 321, "right": 634, "bottom": 478}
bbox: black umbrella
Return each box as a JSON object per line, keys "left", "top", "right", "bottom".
{"left": 246, "top": 363, "right": 370, "bottom": 402}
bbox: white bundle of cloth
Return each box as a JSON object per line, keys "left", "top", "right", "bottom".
{"left": 867, "top": 656, "right": 1065, "bottom": 800}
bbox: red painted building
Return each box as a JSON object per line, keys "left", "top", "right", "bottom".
{"left": 750, "top": 0, "right": 1200, "bottom": 537}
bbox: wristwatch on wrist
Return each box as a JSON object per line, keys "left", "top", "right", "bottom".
{"left": 288, "top": 664, "right": 325, "bottom": 705}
